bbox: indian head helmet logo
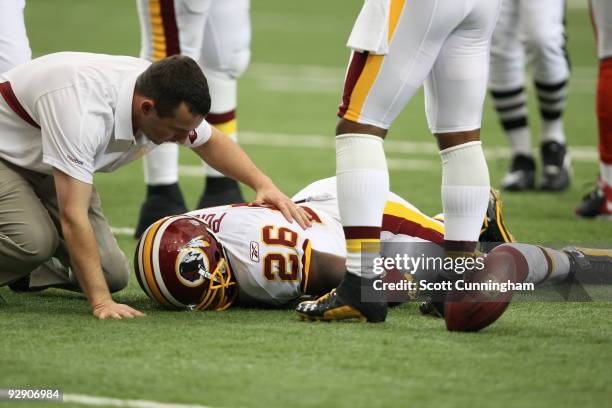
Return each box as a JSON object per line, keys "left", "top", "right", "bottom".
{"left": 175, "top": 236, "right": 210, "bottom": 287}
{"left": 188, "top": 129, "right": 198, "bottom": 144}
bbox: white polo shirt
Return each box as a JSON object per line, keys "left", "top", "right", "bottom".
{"left": 0, "top": 52, "right": 212, "bottom": 184}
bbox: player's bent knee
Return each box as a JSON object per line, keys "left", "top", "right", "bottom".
{"left": 21, "top": 223, "right": 60, "bottom": 266}
{"left": 205, "top": 49, "right": 251, "bottom": 80}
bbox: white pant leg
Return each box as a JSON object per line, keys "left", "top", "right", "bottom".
{"left": 519, "top": 0, "right": 569, "bottom": 84}
{"left": 425, "top": 0, "right": 502, "bottom": 133}
{"left": 0, "top": 0, "right": 31, "bottom": 73}
{"left": 591, "top": 0, "right": 612, "bottom": 60}
{"left": 143, "top": 143, "right": 180, "bottom": 185}
{"left": 352, "top": 0, "right": 474, "bottom": 129}
{"left": 489, "top": 0, "right": 524, "bottom": 90}
{"left": 199, "top": 0, "right": 251, "bottom": 177}
{"left": 199, "top": 0, "right": 251, "bottom": 80}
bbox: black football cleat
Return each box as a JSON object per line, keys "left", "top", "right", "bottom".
{"left": 574, "top": 185, "right": 612, "bottom": 219}
{"left": 134, "top": 183, "right": 188, "bottom": 238}
{"left": 479, "top": 188, "right": 516, "bottom": 252}
{"left": 562, "top": 247, "right": 612, "bottom": 284}
{"left": 197, "top": 177, "right": 244, "bottom": 209}
{"left": 296, "top": 273, "right": 387, "bottom": 323}
{"left": 501, "top": 154, "right": 536, "bottom": 191}
{"left": 539, "top": 141, "right": 571, "bottom": 191}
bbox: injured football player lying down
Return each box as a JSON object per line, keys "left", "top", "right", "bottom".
{"left": 135, "top": 177, "right": 611, "bottom": 314}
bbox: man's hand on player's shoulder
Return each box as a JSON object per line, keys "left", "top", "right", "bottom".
{"left": 253, "top": 179, "right": 312, "bottom": 229}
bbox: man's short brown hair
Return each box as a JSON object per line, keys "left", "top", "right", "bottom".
{"left": 135, "top": 55, "right": 211, "bottom": 118}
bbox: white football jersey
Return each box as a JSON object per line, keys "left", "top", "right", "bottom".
{"left": 187, "top": 202, "right": 345, "bottom": 306}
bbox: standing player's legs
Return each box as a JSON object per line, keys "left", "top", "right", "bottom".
{"left": 197, "top": 0, "right": 251, "bottom": 208}
{"left": 576, "top": 0, "right": 612, "bottom": 218}
{"left": 520, "top": 0, "right": 571, "bottom": 191}
{"left": 489, "top": 0, "right": 536, "bottom": 191}
{"left": 134, "top": 0, "right": 211, "bottom": 237}
{"left": 296, "top": 0, "right": 500, "bottom": 322}
{"left": 0, "top": 0, "right": 31, "bottom": 73}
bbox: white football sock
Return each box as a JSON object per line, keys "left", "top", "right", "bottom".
{"left": 440, "top": 141, "right": 490, "bottom": 243}
{"left": 143, "top": 143, "right": 179, "bottom": 185}
{"left": 507, "top": 127, "right": 533, "bottom": 156}
{"left": 541, "top": 118, "right": 566, "bottom": 145}
{"left": 337, "top": 134, "right": 388, "bottom": 278}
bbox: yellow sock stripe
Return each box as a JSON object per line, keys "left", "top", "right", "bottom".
{"left": 344, "top": 0, "right": 406, "bottom": 122}
{"left": 346, "top": 238, "right": 381, "bottom": 253}
{"left": 213, "top": 119, "right": 237, "bottom": 136}
{"left": 384, "top": 201, "right": 445, "bottom": 235}
{"left": 142, "top": 218, "right": 172, "bottom": 308}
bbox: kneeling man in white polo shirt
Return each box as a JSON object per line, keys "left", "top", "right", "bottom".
{"left": 0, "top": 52, "right": 310, "bottom": 319}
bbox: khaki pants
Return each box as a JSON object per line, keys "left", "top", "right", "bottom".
{"left": 0, "top": 159, "right": 129, "bottom": 292}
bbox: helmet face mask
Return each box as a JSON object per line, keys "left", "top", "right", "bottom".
{"left": 135, "top": 215, "right": 237, "bottom": 311}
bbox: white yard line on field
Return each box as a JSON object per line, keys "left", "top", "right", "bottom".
{"left": 111, "top": 227, "right": 134, "bottom": 237}
{"left": 172, "top": 131, "right": 596, "bottom": 178}
{"left": 246, "top": 63, "right": 597, "bottom": 94}
{"left": 236, "top": 131, "right": 598, "bottom": 162}
{"left": 62, "top": 394, "right": 215, "bottom": 408}
{"left": 63, "top": 394, "right": 211, "bottom": 408}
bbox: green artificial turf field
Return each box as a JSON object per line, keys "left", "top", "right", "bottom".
{"left": 1, "top": 1, "right": 611, "bottom": 407}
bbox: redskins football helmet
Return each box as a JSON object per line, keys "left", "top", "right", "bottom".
{"left": 134, "top": 215, "right": 237, "bottom": 311}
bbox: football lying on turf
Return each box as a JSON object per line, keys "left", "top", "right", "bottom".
{"left": 444, "top": 246, "right": 526, "bottom": 332}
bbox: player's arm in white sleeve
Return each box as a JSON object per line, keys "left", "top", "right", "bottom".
{"left": 189, "top": 124, "right": 311, "bottom": 229}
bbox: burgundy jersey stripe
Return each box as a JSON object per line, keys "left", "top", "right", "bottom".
{"left": 159, "top": 0, "right": 180, "bottom": 56}
{"left": 343, "top": 226, "right": 381, "bottom": 240}
{"left": 207, "top": 110, "right": 236, "bottom": 125}
{"left": 382, "top": 214, "right": 444, "bottom": 245}
{"left": 0, "top": 82, "right": 40, "bottom": 129}
{"left": 337, "top": 51, "right": 369, "bottom": 118}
